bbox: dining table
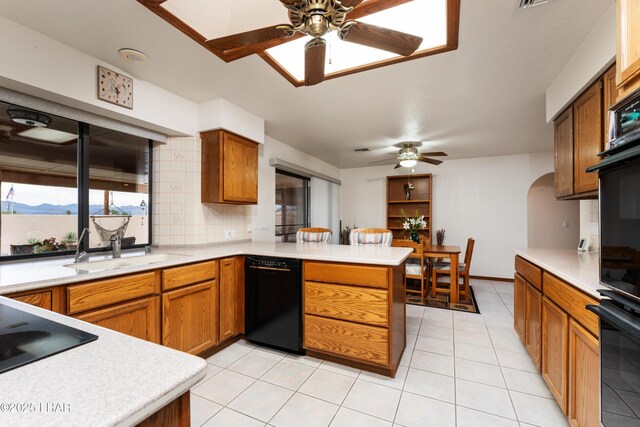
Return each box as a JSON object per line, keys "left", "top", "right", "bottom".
{"left": 422, "top": 243, "right": 462, "bottom": 304}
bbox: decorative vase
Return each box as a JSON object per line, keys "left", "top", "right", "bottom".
{"left": 409, "top": 231, "right": 420, "bottom": 243}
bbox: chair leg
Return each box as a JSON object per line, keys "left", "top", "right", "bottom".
{"left": 431, "top": 269, "right": 437, "bottom": 297}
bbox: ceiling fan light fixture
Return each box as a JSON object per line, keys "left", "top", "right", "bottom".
{"left": 7, "top": 106, "right": 52, "bottom": 128}
{"left": 399, "top": 159, "right": 417, "bottom": 168}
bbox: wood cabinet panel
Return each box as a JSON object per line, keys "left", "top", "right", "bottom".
{"left": 76, "top": 296, "right": 160, "bottom": 344}
{"left": 11, "top": 291, "right": 52, "bottom": 310}
{"left": 603, "top": 65, "right": 619, "bottom": 148}
{"left": 138, "top": 392, "right": 190, "bottom": 427}
{"left": 542, "top": 297, "right": 569, "bottom": 414}
{"left": 304, "top": 281, "right": 388, "bottom": 327}
{"left": 201, "top": 129, "right": 258, "bottom": 205}
{"left": 162, "top": 260, "right": 217, "bottom": 291}
{"left": 386, "top": 174, "right": 432, "bottom": 241}
{"left": 67, "top": 272, "right": 157, "bottom": 314}
{"left": 543, "top": 272, "right": 599, "bottom": 338}
{"left": 219, "top": 257, "right": 236, "bottom": 341}
{"left": 617, "top": 0, "right": 640, "bottom": 96}
{"left": 555, "top": 107, "right": 574, "bottom": 198}
{"left": 304, "top": 261, "right": 388, "bottom": 289}
{"left": 304, "top": 314, "right": 389, "bottom": 366}
{"left": 514, "top": 274, "right": 526, "bottom": 344}
{"left": 573, "top": 80, "right": 602, "bottom": 194}
{"left": 515, "top": 256, "right": 542, "bottom": 291}
{"left": 525, "top": 282, "right": 542, "bottom": 372}
{"left": 569, "top": 319, "right": 599, "bottom": 427}
{"left": 162, "top": 281, "right": 218, "bottom": 355}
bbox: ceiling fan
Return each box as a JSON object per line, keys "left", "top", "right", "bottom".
{"left": 206, "top": 0, "right": 424, "bottom": 86}
{"left": 369, "top": 142, "right": 448, "bottom": 169}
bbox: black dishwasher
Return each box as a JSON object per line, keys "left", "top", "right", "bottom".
{"left": 245, "top": 256, "right": 304, "bottom": 354}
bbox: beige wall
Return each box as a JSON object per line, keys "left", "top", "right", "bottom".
{"left": 527, "top": 173, "right": 579, "bottom": 249}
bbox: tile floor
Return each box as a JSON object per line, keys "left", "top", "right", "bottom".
{"left": 190, "top": 279, "right": 569, "bottom": 426}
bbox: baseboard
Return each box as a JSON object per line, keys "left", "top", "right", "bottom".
{"left": 471, "top": 275, "right": 513, "bottom": 282}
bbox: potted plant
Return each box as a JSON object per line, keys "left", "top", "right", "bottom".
{"left": 62, "top": 231, "right": 78, "bottom": 250}
{"left": 401, "top": 209, "right": 427, "bottom": 243}
{"left": 436, "top": 228, "right": 446, "bottom": 246}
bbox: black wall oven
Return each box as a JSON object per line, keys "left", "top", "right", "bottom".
{"left": 588, "top": 88, "right": 640, "bottom": 427}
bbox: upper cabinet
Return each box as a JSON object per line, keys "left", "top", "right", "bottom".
{"left": 616, "top": 0, "right": 640, "bottom": 97}
{"left": 201, "top": 129, "right": 259, "bottom": 205}
{"left": 554, "top": 65, "right": 616, "bottom": 199}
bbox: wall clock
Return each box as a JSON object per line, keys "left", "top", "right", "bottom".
{"left": 97, "top": 66, "right": 133, "bottom": 109}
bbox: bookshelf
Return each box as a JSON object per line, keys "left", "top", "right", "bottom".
{"left": 386, "top": 174, "right": 432, "bottom": 243}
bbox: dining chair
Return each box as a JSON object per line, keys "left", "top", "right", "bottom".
{"left": 349, "top": 228, "right": 393, "bottom": 247}
{"left": 296, "top": 227, "right": 332, "bottom": 243}
{"left": 431, "top": 238, "right": 475, "bottom": 300}
{"left": 392, "top": 239, "right": 427, "bottom": 304}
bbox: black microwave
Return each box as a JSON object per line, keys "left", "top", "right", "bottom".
{"left": 607, "top": 88, "right": 640, "bottom": 153}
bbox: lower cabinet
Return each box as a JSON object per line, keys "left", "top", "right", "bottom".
{"left": 219, "top": 256, "right": 243, "bottom": 341}
{"left": 569, "top": 319, "right": 600, "bottom": 427}
{"left": 514, "top": 273, "right": 526, "bottom": 342}
{"left": 162, "top": 281, "right": 218, "bottom": 355}
{"left": 76, "top": 296, "right": 160, "bottom": 344}
{"left": 542, "top": 297, "right": 569, "bottom": 414}
{"left": 525, "top": 282, "right": 542, "bottom": 371}
{"left": 9, "top": 290, "right": 53, "bottom": 311}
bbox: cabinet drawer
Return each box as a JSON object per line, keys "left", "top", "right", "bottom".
{"left": 305, "top": 282, "right": 388, "bottom": 327}
{"left": 304, "top": 261, "right": 388, "bottom": 289}
{"left": 68, "top": 272, "right": 157, "bottom": 315}
{"left": 515, "top": 256, "right": 542, "bottom": 290}
{"left": 304, "top": 314, "right": 388, "bottom": 366}
{"left": 11, "top": 291, "right": 52, "bottom": 311}
{"left": 543, "top": 272, "right": 599, "bottom": 337}
{"left": 162, "top": 260, "right": 217, "bottom": 291}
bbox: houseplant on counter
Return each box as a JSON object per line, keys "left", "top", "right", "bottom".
{"left": 401, "top": 209, "right": 427, "bottom": 243}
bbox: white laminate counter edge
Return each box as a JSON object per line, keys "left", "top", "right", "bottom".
{"left": 0, "top": 297, "right": 206, "bottom": 427}
{"left": 0, "top": 242, "right": 412, "bottom": 295}
{"left": 513, "top": 248, "right": 602, "bottom": 300}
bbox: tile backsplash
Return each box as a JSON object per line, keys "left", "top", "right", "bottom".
{"left": 152, "top": 136, "right": 253, "bottom": 246}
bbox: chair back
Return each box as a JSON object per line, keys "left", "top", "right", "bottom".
{"left": 463, "top": 238, "right": 475, "bottom": 270}
{"left": 391, "top": 239, "right": 423, "bottom": 256}
{"left": 350, "top": 228, "right": 393, "bottom": 247}
{"left": 296, "top": 227, "right": 332, "bottom": 243}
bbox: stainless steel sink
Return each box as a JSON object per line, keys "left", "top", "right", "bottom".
{"left": 63, "top": 253, "right": 190, "bottom": 271}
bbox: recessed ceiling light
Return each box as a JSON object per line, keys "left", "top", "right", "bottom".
{"left": 118, "top": 48, "right": 149, "bottom": 63}
{"left": 18, "top": 128, "right": 77, "bottom": 144}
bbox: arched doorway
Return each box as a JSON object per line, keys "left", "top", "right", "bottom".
{"left": 527, "top": 173, "right": 579, "bottom": 249}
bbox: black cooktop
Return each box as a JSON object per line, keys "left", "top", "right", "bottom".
{"left": 0, "top": 303, "right": 98, "bottom": 374}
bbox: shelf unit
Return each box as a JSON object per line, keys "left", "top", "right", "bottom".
{"left": 386, "top": 174, "right": 432, "bottom": 243}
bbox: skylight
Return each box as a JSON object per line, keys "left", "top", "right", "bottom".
{"left": 18, "top": 128, "right": 77, "bottom": 144}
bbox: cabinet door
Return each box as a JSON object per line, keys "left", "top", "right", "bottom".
{"left": 616, "top": 0, "right": 640, "bottom": 95}
{"left": 219, "top": 257, "right": 236, "bottom": 341}
{"left": 222, "top": 133, "right": 258, "bottom": 203}
{"left": 573, "top": 81, "right": 602, "bottom": 195}
{"left": 554, "top": 107, "right": 574, "bottom": 198}
{"left": 514, "top": 273, "right": 526, "bottom": 343}
{"left": 11, "top": 291, "right": 52, "bottom": 311}
{"left": 163, "top": 281, "right": 218, "bottom": 355}
{"left": 525, "top": 282, "right": 542, "bottom": 371}
{"left": 603, "top": 65, "right": 619, "bottom": 148}
{"left": 76, "top": 296, "right": 160, "bottom": 344}
{"left": 542, "top": 297, "right": 569, "bottom": 414}
{"left": 569, "top": 319, "right": 599, "bottom": 427}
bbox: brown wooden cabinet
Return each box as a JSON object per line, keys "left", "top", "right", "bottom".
{"left": 76, "top": 296, "right": 160, "bottom": 344}
{"left": 542, "top": 296, "right": 569, "bottom": 414}
{"left": 603, "top": 65, "right": 619, "bottom": 148}
{"left": 555, "top": 107, "right": 574, "bottom": 198}
{"left": 219, "top": 256, "right": 243, "bottom": 341}
{"left": 569, "top": 319, "right": 600, "bottom": 427}
{"left": 525, "top": 282, "right": 542, "bottom": 371}
{"left": 8, "top": 289, "right": 54, "bottom": 311}
{"left": 573, "top": 80, "right": 602, "bottom": 195}
{"left": 386, "top": 174, "right": 432, "bottom": 242}
{"left": 514, "top": 273, "right": 526, "bottom": 343}
{"left": 201, "top": 129, "right": 258, "bottom": 205}
{"left": 616, "top": 0, "right": 640, "bottom": 97}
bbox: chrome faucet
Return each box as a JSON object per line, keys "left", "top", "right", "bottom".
{"left": 75, "top": 227, "right": 90, "bottom": 263}
{"left": 109, "top": 234, "right": 122, "bottom": 259}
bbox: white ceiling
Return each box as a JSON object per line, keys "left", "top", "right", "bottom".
{"left": 0, "top": 0, "right": 611, "bottom": 168}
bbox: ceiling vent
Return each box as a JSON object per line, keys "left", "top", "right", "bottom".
{"left": 519, "top": 0, "right": 549, "bottom": 8}
{"left": 354, "top": 148, "right": 370, "bottom": 152}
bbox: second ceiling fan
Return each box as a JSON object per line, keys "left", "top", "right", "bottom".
{"left": 206, "top": 0, "right": 424, "bottom": 86}
{"left": 369, "top": 143, "right": 448, "bottom": 169}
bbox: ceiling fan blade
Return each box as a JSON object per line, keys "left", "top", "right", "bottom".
{"left": 305, "top": 38, "right": 327, "bottom": 86}
{"left": 280, "top": 0, "right": 304, "bottom": 8}
{"left": 368, "top": 157, "right": 397, "bottom": 165}
{"left": 340, "top": 0, "right": 366, "bottom": 7}
{"left": 339, "top": 21, "right": 423, "bottom": 56}
{"left": 420, "top": 152, "right": 448, "bottom": 157}
{"left": 419, "top": 157, "right": 444, "bottom": 166}
{"left": 394, "top": 163, "right": 403, "bottom": 169}
{"left": 205, "top": 25, "right": 290, "bottom": 52}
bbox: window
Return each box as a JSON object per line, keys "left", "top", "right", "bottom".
{"left": 275, "top": 170, "right": 309, "bottom": 242}
{"left": 0, "top": 101, "right": 152, "bottom": 259}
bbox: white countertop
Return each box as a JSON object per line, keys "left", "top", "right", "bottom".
{"left": 0, "top": 297, "right": 206, "bottom": 427}
{"left": 513, "top": 248, "right": 602, "bottom": 299}
{"left": 0, "top": 241, "right": 412, "bottom": 295}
